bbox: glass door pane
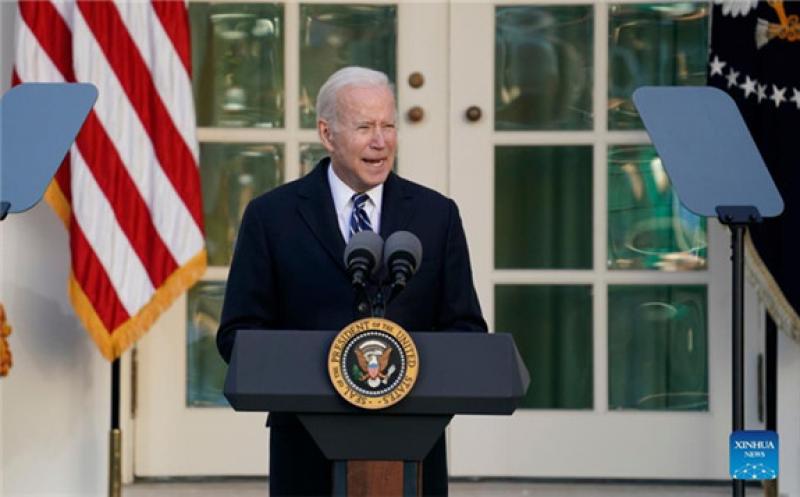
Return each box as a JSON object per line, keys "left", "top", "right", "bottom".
{"left": 187, "top": 281, "right": 227, "bottom": 407}
{"left": 299, "top": 5, "right": 397, "bottom": 128}
{"left": 608, "top": 2, "right": 709, "bottom": 129}
{"left": 496, "top": 285, "right": 593, "bottom": 409}
{"left": 495, "top": 146, "right": 593, "bottom": 269}
{"left": 201, "top": 143, "right": 284, "bottom": 266}
{"left": 495, "top": 5, "right": 593, "bottom": 130}
{"left": 608, "top": 285, "right": 708, "bottom": 411}
{"left": 191, "top": 3, "right": 285, "bottom": 128}
{"left": 607, "top": 145, "right": 706, "bottom": 270}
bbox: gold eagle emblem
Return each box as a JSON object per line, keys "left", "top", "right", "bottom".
{"left": 757, "top": 1, "right": 800, "bottom": 48}
{"left": 328, "top": 318, "right": 419, "bottom": 410}
{"left": 355, "top": 346, "right": 393, "bottom": 382}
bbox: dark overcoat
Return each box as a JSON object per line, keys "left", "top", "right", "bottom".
{"left": 217, "top": 159, "right": 487, "bottom": 496}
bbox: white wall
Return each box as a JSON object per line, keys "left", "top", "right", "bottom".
{"left": 779, "top": 331, "right": 800, "bottom": 497}
{"left": 1, "top": 4, "right": 13, "bottom": 493}
{"left": 0, "top": 4, "right": 109, "bottom": 496}
{"left": 1, "top": 206, "right": 109, "bottom": 497}
{"left": 1, "top": 4, "right": 10, "bottom": 493}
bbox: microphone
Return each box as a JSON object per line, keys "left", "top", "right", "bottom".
{"left": 344, "top": 231, "right": 384, "bottom": 288}
{"left": 383, "top": 231, "right": 422, "bottom": 293}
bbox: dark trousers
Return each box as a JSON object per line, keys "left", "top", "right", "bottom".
{"left": 269, "top": 418, "right": 448, "bottom": 497}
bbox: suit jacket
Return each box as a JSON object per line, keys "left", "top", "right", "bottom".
{"left": 217, "top": 158, "right": 486, "bottom": 495}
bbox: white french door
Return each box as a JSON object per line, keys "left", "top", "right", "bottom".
{"left": 135, "top": 0, "right": 765, "bottom": 479}
{"left": 447, "top": 1, "right": 758, "bottom": 479}
{"left": 134, "top": 0, "right": 447, "bottom": 476}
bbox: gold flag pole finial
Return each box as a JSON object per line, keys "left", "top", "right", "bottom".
{"left": 0, "top": 304, "right": 13, "bottom": 377}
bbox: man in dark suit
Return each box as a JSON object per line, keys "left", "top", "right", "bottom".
{"left": 217, "top": 66, "right": 486, "bottom": 497}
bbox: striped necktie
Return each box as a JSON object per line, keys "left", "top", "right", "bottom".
{"left": 349, "top": 193, "right": 373, "bottom": 238}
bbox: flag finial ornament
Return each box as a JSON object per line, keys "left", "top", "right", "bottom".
{"left": 0, "top": 304, "right": 12, "bottom": 377}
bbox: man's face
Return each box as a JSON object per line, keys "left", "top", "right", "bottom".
{"left": 318, "top": 85, "right": 397, "bottom": 192}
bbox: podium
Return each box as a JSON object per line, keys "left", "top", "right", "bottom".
{"left": 224, "top": 329, "right": 530, "bottom": 497}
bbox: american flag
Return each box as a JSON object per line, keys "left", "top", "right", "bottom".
{"left": 13, "top": 0, "right": 206, "bottom": 360}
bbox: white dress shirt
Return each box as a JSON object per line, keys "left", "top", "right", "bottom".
{"left": 328, "top": 162, "right": 383, "bottom": 241}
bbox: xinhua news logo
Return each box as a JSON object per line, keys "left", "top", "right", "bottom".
{"left": 730, "top": 431, "right": 779, "bottom": 480}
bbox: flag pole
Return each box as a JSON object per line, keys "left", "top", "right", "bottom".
{"left": 109, "top": 358, "right": 122, "bottom": 497}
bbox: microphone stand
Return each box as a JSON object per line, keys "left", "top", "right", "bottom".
{"left": 371, "top": 290, "right": 386, "bottom": 318}
{"left": 362, "top": 266, "right": 413, "bottom": 319}
{"left": 353, "top": 282, "right": 372, "bottom": 318}
{"left": 354, "top": 281, "right": 392, "bottom": 319}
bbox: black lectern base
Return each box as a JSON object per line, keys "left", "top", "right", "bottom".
{"left": 299, "top": 414, "right": 451, "bottom": 461}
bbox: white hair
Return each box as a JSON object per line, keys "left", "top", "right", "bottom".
{"left": 316, "top": 66, "right": 394, "bottom": 128}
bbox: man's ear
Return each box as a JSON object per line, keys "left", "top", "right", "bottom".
{"left": 318, "top": 119, "right": 336, "bottom": 153}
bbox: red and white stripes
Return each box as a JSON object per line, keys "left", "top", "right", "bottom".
{"left": 14, "top": 0, "right": 206, "bottom": 360}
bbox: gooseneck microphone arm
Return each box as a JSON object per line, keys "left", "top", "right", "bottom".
{"left": 343, "top": 230, "right": 422, "bottom": 318}
{"left": 371, "top": 290, "right": 386, "bottom": 318}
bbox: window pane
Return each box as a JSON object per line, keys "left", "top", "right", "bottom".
{"left": 201, "top": 143, "right": 284, "bottom": 266}
{"left": 608, "top": 145, "right": 706, "bottom": 270}
{"left": 299, "top": 5, "right": 397, "bottom": 128}
{"left": 300, "top": 143, "right": 328, "bottom": 176}
{"left": 187, "top": 281, "right": 228, "bottom": 407}
{"left": 496, "top": 285, "right": 593, "bottom": 409}
{"left": 496, "top": 6, "right": 593, "bottom": 130}
{"left": 608, "top": 3, "right": 708, "bottom": 130}
{"left": 190, "top": 3, "right": 284, "bottom": 128}
{"left": 495, "top": 146, "right": 592, "bottom": 269}
{"left": 609, "top": 285, "right": 708, "bottom": 411}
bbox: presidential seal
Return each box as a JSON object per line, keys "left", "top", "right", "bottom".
{"left": 328, "top": 318, "right": 419, "bottom": 410}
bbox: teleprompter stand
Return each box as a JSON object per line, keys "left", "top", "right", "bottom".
{"left": 634, "top": 87, "right": 784, "bottom": 497}
{"left": 224, "top": 330, "right": 530, "bottom": 496}
{"left": 0, "top": 84, "right": 111, "bottom": 492}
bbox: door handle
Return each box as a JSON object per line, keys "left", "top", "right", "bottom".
{"left": 465, "top": 106, "right": 482, "bottom": 122}
{"left": 407, "top": 106, "right": 424, "bottom": 123}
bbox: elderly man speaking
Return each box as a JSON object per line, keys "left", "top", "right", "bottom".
{"left": 217, "top": 66, "right": 487, "bottom": 497}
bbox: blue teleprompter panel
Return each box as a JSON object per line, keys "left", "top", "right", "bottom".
{"left": 730, "top": 430, "right": 778, "bottom": 480}
{"left": 633, "top": 86, "right": 783, "bottom": 219}
{"left": 1, "top": 83, "right": 97, "bottom": 214}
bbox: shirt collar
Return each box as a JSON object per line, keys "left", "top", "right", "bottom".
{"left": 327, "top": 160, "right": 384, "bottom": 211}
